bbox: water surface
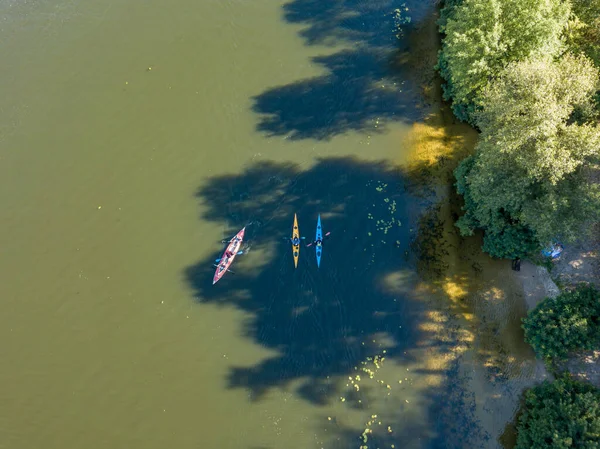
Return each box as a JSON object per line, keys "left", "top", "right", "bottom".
{"left": 0, "top": 1, "right": 545, "bottom": 448}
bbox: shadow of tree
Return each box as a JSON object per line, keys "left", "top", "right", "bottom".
{"left": 187, "top": 157, "right": 421, "bottom": 398}
{"left": 252, "top": 0, "right": 440, "bottom": 140}
{"left": 184, "top": 0, "right": 531, "bottom": 445}
{"left": 186, "top": 156, "right": 495, "bottom": 447}
{"left": 253, "top": 49, "right": 419, "bottom": 140}
{"left": 282, "top": 0, "right": 439, "bottom": 49}
{"left": 283, "top": 0, "right": 399, "bottom": 48}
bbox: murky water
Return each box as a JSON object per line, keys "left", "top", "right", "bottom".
{"left": 0, "top": 1, "right": 546, "bottom": 448}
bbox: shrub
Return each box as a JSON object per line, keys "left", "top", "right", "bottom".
{"left": 516, "top": 375, "right": 600, "bottom": 449}
{"left": 522, "top": 285, "right": 600, "bottom": 361}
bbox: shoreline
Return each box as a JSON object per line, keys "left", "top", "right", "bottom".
{"left": 401, "top": 2, "right": 599, "bottom": 446}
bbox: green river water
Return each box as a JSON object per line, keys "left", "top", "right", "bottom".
{"left": 0, "top": 1, "right": 547, "bottom": 448}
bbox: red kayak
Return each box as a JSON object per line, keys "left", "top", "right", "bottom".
{"left": 213, "top": 227, "right": 245, "bottom": 284}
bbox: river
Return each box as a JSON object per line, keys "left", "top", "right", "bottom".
{"left": 0, "top": 1, "right": 546, "bottom": 448}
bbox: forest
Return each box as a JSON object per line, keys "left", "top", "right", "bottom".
{"left": 437, "top": 0, "right": 600, "bottom": 446}
{"left": 439, "top": 0, "right": 600, "bottom": 259}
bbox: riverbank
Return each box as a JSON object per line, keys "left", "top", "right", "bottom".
{"left": 551, "top": 221, "right": 600, "bottom": 291}
{"left": 397, "top": 1, "right": 600, "bottom": 446}
{"left": 506, "top": 207, "right": 600, "bottom": 389}
{"left": 403, "top": 0, "right": 600, "bottom": 447}
{"left": 511, "top": 223, "right": 600, "bottom": 390}
{"left": 551, "top": 221, "right": 600, "bottom": 387}
{"left": 400, "top": 7, "right": 552, "bottom": 448}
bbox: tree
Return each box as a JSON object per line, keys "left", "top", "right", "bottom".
{"left": 566, "top": 0, "right": 600, "bottom": 67}
{"left": 454, "top": 155, "right": 539, "bottom": 258}
{"left": 522, "top": 285, "right": 600, "bottom": 361}
{"left": 566, "top": 0, "right": 600, "bottom": 119}
{"left": 454, "top": 54, "right": 600, "bottom": 256}
{"left": 437, "top": 0, "right": 570, "bottom": 124}
{"left": 516, "top": 375, "right": 600, "bottom": 449}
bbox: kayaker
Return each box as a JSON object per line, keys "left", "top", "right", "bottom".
{"left": 307, "top": 232, "right": 330, "bottom": 247}
{"left": 292, "top": 237, "right": 300, "bottom": 246}
{"left": 224, "top": 250, "right": 234, "bottom": 258}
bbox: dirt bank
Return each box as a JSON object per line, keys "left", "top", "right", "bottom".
{"left": 511, "top": 249, "right": 600, "bottom": 389}
{"left": 552, "top": 222, "right": 600, "bottom": 290}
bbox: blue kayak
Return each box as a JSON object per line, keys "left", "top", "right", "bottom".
{"left": 315, "top": 214, "right": 323, "bottom": 267}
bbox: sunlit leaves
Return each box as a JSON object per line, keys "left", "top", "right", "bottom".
{"left": 438, "top": 0, "right": 570, "bottom": 124}
{"left": 454, "top": 54, "right": 600, "bottom": 252}
{"left": 566, "top": 0, "right": 600, "bottom": 67}
{"left": 523, "top": 285, "right": 600, "bottom": 361}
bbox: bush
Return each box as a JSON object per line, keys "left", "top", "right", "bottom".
{"left": 516, "top": 375, "right": 600, "bottom": 449}
{"left": 522, "top": 286, "right": 600, "bottom": 361}
{"left": 453, "top": 154, "right": 541, "bottom": 259}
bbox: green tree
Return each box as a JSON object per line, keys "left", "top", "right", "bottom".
{"left": 454, "top": 155, "right": 539, "bottom": 258}
{"left": 522, "top": 285, "right": 600, "bottom": 361}
{"left": 516, "top": 375, "right": 600, "bottom": 449}
{"left": 566, "top": 0, "right": 600, "bottom": 67}
{"left": 566, "top": 0, "right": 600, "bottom": 119}
{"left": 438, "top": 0, "right": 570, "bottom": 124}
{"left": 455, "top": 54, "right": 600, "bottom": 256}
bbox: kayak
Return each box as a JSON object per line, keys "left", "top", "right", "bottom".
{"left": 213, "top": 227, "right": 245, "bottom": 284}
{"left": 315, "top": 214, "right": 323, "bottom": 267}
{"left": 292, "top": 213, "right": 300, "bottom": 268}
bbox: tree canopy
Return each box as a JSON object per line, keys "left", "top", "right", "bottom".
{"left": 522, "top": 285, "right": 600, "bottom": 361}
{"left": 454, "top": 54, "right": 600, "bottom": 256}
{"left": 567, "top": 0, "right": 600, "bottom": 68}
{"left": 516, "top": 375, "right": 600, "bottom": 449}
{"left": 438, "top": 0, "right": 570, "bottom": 124}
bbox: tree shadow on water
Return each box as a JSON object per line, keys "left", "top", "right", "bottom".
{"left": 282, "top": 0, "right": 436, "bottom": 49}
{"left": 253, "top": 49, "right": 421, "bottom": 140}
{"left": 187, "top": 157, "right": 424, "bottom": 402}
{"left": 252, "top": 0, "right": 440, "bottom": 140}
{"left": 185, "top": 157, "right": 493, "bottom": 447}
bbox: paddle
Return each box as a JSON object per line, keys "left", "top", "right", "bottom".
{"left": 215, "top": 250, "right": 244, "bottom": 263}
{"left": 281, "top": 236, "right": 306, "bottom": 241}
{"left": 212, "top": 264, "right": 235, "bottom": 274}
{"left": 306, "top": 232, "right": 331, "bottom": 247}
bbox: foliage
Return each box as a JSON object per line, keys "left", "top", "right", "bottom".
{"left": 437, "top": 0, "right": 465, "bottom": 34}
{"left": 522, "top": 285, "right": 600, "bottom": 361}
{"left": 454, "top": 155, "right": 539, "bottom": 258}
{"left": 515, "top": 375, "right": 600, "bottom": 449}
{"left": 437, "top": 0, "right": 570, "bottom": 124}
{"left": 566, "top": 0, "right": 600, "bottom": 67}
{"left": 566, "top": 0, "right": 600, "bottom": 119}
{"left": 454, "top": 54, "right": 600, "bottom": 256}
